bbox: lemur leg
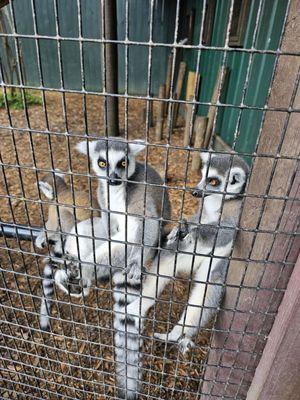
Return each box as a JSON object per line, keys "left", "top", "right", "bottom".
{"left": 154, "top": 257, "right": 207, "bottom": 344}
{"left": 155, "top": 258, "right": 227, "bottom": 354}
{"left": 39, "top": 261, "right": 56, "bottom": 331}
{"left": 35, "top": 207, "right": 59, "bottom": 249}
{"left": 51, "top": 209, "right": 75, "bottom": 256}
{"left": 126, "top": 251, "right": 189, "bottom": 321}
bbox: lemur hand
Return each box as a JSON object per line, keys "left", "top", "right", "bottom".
{"left": 57, "top": 254, "right": 89, "bottom": 297}
{"left": 124, "top": 260, "right": 141, "bottom": 280}
{"left": 166, "top": 218, "right": 189, "bottom": 246}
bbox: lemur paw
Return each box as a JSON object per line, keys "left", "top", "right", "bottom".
{"left": 166, "top": 219, "right": 189, "bottom": 246}
{"left": 178, "top": 336, "right": 195, "bottom": 354}
{"left": 154, "top": 331, "right": 179, "bottom": 343}
{"left": 55, "top": 258, "right": 89, "bottom": 298}
{"left": 124, "top": 261, "right": 141, "bottom": 281}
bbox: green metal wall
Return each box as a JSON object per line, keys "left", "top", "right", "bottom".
{"left": 183, "top": 0, "right": 288, "bottom": 154}
{"left": 3, "top": 0, "right": 176, "bottom": 95}
{"left": 0, "top": 0, "right": 288, "bottom": 153}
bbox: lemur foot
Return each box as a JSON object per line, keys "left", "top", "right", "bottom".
{"left": 154, "top": 331, "right": 195, "bottom": 354}
{"left": 123, "top": 261, "right": 141, "bottom": 280}
{"left": 178, "top": 336, "right": 195, "bottom": 354}
{"left": 154, "top": 331, "right": 180, "bottom": 343}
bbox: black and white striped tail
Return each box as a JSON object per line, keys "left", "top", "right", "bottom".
{"left": 113, "top": 272, "right": 143, "bottom": 399}
{"left": 39, "top": 261, "right": 55, "bottom": 331}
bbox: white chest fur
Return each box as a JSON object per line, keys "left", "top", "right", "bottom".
{"left": 103, "top": 184, "right": 127, "bottom": 232}
{"left": 201, "top": 194, "right": 222, "bottom": 224}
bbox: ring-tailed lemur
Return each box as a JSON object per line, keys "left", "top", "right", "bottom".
{"left": 35, "top": 170, "right": 100, "bottom": 253}
{"left": 36, "top": 171, "right": 100, "bottom": 331}
{"left": 40, "top": 216, "right": 111, "bottom": 331}
{"left": 126, "top": 152, "right": 249, "bottom": 353}
{"left": 60, "top": 137, "right": 171, "bottom": 399}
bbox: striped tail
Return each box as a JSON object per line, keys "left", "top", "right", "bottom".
{"left": 39, "top": 261, "right": 55, "bottom": 331}
{"left": 113, "top": 271, "right": 143, "bottom": 399}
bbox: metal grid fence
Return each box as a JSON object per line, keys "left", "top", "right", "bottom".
{"left": 0, "top": 1, "right": 299, "bottom": 400}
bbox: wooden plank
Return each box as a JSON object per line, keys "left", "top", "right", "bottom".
{"left": 186, "top": 71, "right": 198, "bottom": 100}
{"left": 172, "top": 61, "right": 187, "bottom": 127}
{"left": 155, "top": 84, "right": 166, "bottom": 141}
{"left": 204, "top": 67, "right": 229, "bottom": 148}
{"left": 246, "top": 254, "right": 300, "bottom": 400}
{"left": 191, "top": 117, "right": 208, "bottom": 171}
{"left": 183, "top": 95, "right": 194, "bottom": 147}
{"left": 164, "top": 52, "right": 173, "bottom": 116}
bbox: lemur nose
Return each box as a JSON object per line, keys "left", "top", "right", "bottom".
{"left": 109, "top": 172, "right": 122, "bottom": 186}
{"left": 192, "top": 190, "right": 202, "bottom": 198}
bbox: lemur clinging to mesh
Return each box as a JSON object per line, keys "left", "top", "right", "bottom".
{"left": 36, "top": 171, "right": 100, "bottom": 331}
{"left": 126, "top": 152, "right": 249, "bottom": 353}
{"left": 59, "top": 137, "right": 171, "bottom": 400}
{"left": 35, "top": 170, "right": 100, "bottom": 253}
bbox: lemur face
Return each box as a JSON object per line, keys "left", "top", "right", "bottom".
{"left": 193, "top": 152, "right": 249, "bottom": 200}
{"left": 76, "top": 138, "right": 145, "bottom": 186}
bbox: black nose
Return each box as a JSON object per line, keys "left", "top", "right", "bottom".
{"left": 192, "top": 190, "right": 202, "bottom": 198}
{"left": 109, "top": 173, "right": 122, "bottom": 186}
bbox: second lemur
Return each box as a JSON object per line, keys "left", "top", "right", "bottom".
{"left": 127, "top": 152, "right": 249, "bottom": 353}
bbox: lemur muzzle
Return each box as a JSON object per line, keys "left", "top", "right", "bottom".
{"left": 109, "top": 172, "right": 122, "bottom": 186}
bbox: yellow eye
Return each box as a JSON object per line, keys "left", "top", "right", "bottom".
{"left": 121, "top": 160, "right": 126, "bottom": 167}
{"left": 208, "top": 178, "right": 219, "bottom": 187}
{"left": 98, "top": 160, "right": 106, "bottom": 168}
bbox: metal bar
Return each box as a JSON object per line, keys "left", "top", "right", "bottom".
{"left": 103, "top": 0, "right": 119, "bottom": 136}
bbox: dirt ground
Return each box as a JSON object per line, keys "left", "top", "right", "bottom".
{"left": 0, "top": 92, "right": 210, "bottom": 399}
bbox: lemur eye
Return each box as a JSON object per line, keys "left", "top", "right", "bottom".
{"left": 121, "top": 160, "right": 126, "bottom": 167}
{"left": 208, "top": 178, "right": 220, "bottom": 187}
{"left": 98, "top": 160, "right": 107, "bottom": 168}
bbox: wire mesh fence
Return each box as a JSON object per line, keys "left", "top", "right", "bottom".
{"left": 0, "top": 1, "right": 299, "bottom": 399}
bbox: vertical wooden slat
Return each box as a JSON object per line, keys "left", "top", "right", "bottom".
{"left": 191, "top": 116, "right": 207, "bottom": 171}
{"left": 172, "top": 61, "right": 187, "bottom": 127}
{"left": 155, "top": 84, "right": 166, "bottom": 141}
{"left": 246, "top": 254, "right": 300, "bottom": 400}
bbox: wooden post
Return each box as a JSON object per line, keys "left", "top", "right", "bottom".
{"left": 164, "top": 52, "right": 173, "bottom": 116}
{"left": 204, "top": 67, "right": 229, "bottom": 148}
{"left": 183, "top": 95, "right": 194, "bottom": 147}
{"left": 246, "top": 254, "right": 300, "bottom": 400}
{"left": 143, "top": 98, "right": 154, "bottom": 127}
{"left": 186, "top": 71, "right": 199, "bottom": 100}
{"left": 155, "top": 84, "right": 166, "bottom": 141}
{"left": 191, "top": 116, "right": 208, "bottom": 171}
{"left": 173, "top": 61, "right": 187, "bottom": 127}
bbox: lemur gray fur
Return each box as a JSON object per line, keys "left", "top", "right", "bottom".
{"left": 36, "top": 171, "right": 100, "bottom": 331}
{"left": 59, "top": 137, "right": 171, "bottom": 400}
{"left": 126, "top": 152, "right": 249, "bottom": 354}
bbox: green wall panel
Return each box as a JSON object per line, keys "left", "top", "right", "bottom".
{"left": 183, "top": 0, "right": 288, "bottom": 155}
{"left": 1, "top": 0, "right": 176, "bottom": 95}
{"left": 0, "top": 0, "right": 288, "bottom": 154}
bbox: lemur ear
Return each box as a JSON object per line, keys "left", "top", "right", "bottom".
{"left": 229, "top": 167, "right": 246, "bottom": 185}
{"left": 75, "top": 140, "right": 97, "bottom": 157}
{"left": 129, "top": 140, "right": 146, "bottom": 155}
{"left": 38, "top": 181, "right": 54, "bottom": 200}
{"left": 200, "top": 151, "right": 210, "bottom": 164}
